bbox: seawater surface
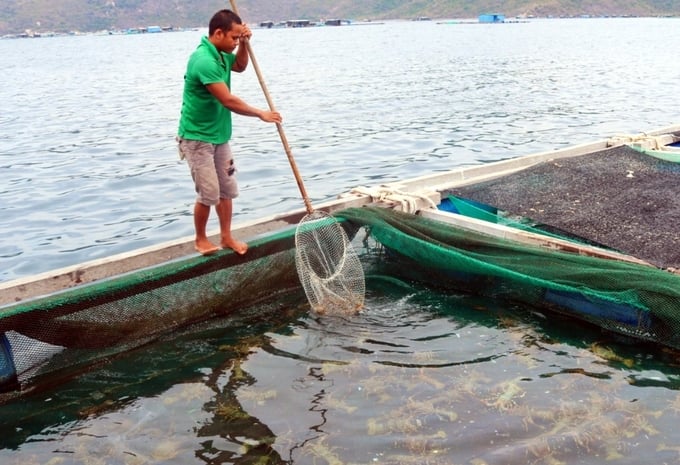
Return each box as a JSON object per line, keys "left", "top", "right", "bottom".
{"left": 1, "top": 17, "right": 680, "bottom": 465}
{"left": 2, "top": 277, "right": 680, "bottom": 464}
{"left": 1, "top": 17, "right": 679, "bottom": 280}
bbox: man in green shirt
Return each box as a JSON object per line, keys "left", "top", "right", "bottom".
{"left": 178, "top": 9, "right": 281, "bottom": 255}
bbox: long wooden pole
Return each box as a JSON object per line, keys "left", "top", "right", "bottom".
{"left": 229, "top": 0, "right": 314, "bottom": 214}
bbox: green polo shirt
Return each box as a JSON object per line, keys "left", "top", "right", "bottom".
{"left": 178, "top": 36, "right": 236, "bottom": 144}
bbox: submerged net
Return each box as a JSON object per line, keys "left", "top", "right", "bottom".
{"left": 0, "top": 227, "right": 303, "bottom": 397}
{"left": 337, "top": 206, "right": 680, "bottom": 348}
{"left": 295, "top": 210, "right": 365, "bottom": 315}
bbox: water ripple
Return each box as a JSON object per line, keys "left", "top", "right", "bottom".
{"left": 2, "top": 18, "right": 679, "bottom": 281}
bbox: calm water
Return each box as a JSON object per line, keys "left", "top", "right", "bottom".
{"left": 2, "top": 17, "right": 679, "bottom": 280}
{"left": 2, "top": 17, "right": 680, "bottom": 464}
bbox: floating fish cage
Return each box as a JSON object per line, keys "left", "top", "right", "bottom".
{"left": 2, "top": 127, "right": 680, "bottom": 399}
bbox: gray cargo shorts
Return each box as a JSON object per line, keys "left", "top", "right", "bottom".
{"left": 177, "top": 138, "right": 238, "bottom": 206}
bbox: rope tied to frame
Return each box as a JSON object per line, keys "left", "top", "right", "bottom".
{"left": 349, "top": 185, "right": 438, "bottom": 214}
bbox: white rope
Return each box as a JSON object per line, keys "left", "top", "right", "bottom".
{"left": 608, "top": 133, "right": 645, "bottom": 146}
{"left": 349, "top": 185, "right": 438, "bottom": 214}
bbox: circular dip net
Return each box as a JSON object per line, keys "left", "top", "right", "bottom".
{"left": 294, "top": 210, "right": 365, "bottom": 315}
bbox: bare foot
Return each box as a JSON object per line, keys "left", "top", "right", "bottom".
{"left": 195, "top": 238, "right": 221, "bottom": 256}
{"left": 221, "top": 238, "right": 248, "bottom": 255}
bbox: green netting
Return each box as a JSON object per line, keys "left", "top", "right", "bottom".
{"left": 2, "top": 231, "right": 300, "bottom": 346}
{"left": 0, "top": 226, "right": 304, "bottom": 396}
{"left": 338, "top": 206, "right": 680, "bottom": 347}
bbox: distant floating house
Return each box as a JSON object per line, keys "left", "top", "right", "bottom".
{"left": 324, "top": 19, "right": 351, "bottom": 26}
{"left": 285, "top": 19, "right": 313, "bottom": 28}
{"left": 478, "top": 13, "right": 505, "bottom": 23}
{"left": 146, "top": 25, "right": 162, "bottom": 33}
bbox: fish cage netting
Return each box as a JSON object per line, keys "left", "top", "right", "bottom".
{"left": 0, "top": 227, "right": 305, "bottom": 396}
{"left": 2, "top": 203, "right": 680, "bottom": 396}
{"left": 447, "top": 145, "right": 680, "bottom": 270}
{"left": 338, "top": 206, "right": 680, "bottom": 349}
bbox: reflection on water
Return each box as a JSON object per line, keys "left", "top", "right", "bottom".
{"left": 2, "top": 277, "right": 680, "bottom": 464}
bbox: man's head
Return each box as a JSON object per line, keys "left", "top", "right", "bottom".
{"left": 208, "top": 9, "right": 244, "bottom": 53}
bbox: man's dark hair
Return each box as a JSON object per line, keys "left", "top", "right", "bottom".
{"left": 209, "top": 9, "right": 242, "bottom": 35}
